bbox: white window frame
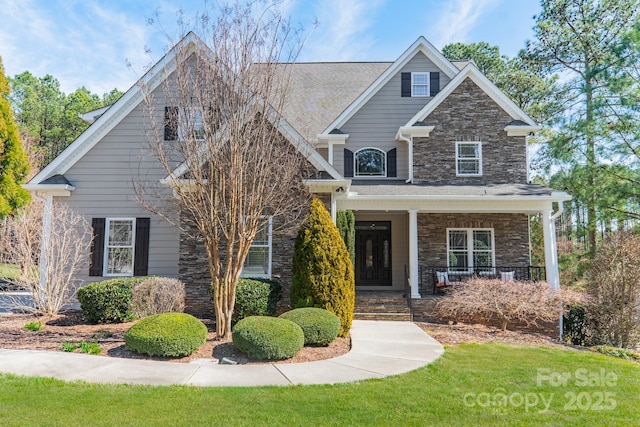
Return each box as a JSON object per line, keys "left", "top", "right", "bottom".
{"left": 446, "top": 228, "right": 495, "bottom": 274}
{"left": 455, "top": 141, "right": 483, "bottom": 176}
{"left": 178, "top": 106, "right": 205, "bottom": 141}
{"left": 411, "top": 72, "right": 430, "bottom": 97}
{"left": 354, "top": 147, "right": 387, "bottom": 178}
{"left": 242, "top": 216, "right": 272, "bottom": 278}
{"left": 103, "top": 218, "right": 136, "bottom": 277}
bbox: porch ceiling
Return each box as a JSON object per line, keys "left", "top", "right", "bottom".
{"left": 336, "top": 183, "right": 570, "bottom": 214}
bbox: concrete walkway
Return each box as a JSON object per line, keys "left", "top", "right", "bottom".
{"left": 0, "top": 320, "right": 443, "bottom": 387}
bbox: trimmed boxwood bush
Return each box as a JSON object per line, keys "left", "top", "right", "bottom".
{"left": 232, "top": 316, "right": 304, "bottom": 360}
{"left": 77, "top": 277, "right": 145, "bottom": 324}
{"left": 233, "top": 278, "right": 282, "bottom": 325}
{"left": 124, "top": 312, "right": 207, "bottom": 357}
{"left": 280, "top": 307, "right": 340, "bottom": 346}
{"left": 291, "top": 198, "right": 355, "bottom": 337}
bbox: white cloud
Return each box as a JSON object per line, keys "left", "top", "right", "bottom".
{"left": 0, "top": 0, "right": 154, "bottom": 95}
{"left": 300, "top": 0, "right": 384, "bottom": 61}
{"left": 430, "top": 0, "right": 500, "bottom": 49}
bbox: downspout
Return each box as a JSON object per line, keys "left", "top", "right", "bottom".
{"left": 397, "top": 131, "right": 413, "bottom": 183}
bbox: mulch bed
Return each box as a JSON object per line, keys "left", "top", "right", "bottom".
{"left": 0, "top": 311, "right": 350, "bottom": 364}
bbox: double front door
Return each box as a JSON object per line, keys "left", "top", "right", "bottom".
{"left": 355, "top": 221, "right": 392, "bottom": 287}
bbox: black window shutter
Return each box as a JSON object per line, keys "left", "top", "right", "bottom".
{"left": 134, "top": 218, "right": 150, "bottom": 276}
{"left": 164, "top": 106, "right": 179, "bottom": 141}
{"left": 89, "top": 218, "right": 105, "bottom": 276}
{"left": 344, "top": 149, "right": 354, "bottom": 177}
{"left": 387, "top": 148, "right": 397, "bottom": 177}
{"left": 401, "top": 72, "right": 412, "bottom": 97}
{"left": 430, "top": 72, "right": 440, "bottom": 97}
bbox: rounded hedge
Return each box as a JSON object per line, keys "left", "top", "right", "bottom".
{"left": 232, "top": 316, "right": 304, "bottom": 360}
{"left": 77, "top": 277, "right": 145, "bottom": 324}
{"left": 124, "top": 312, "right": 207, "bottom": 357}
{"left": 280, "top": 307, "right": 340, "bottom": 346}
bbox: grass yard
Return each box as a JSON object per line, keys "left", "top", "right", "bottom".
{"left": 0, "top": 343, "right": 638, "bottom": 426}
{"left": 0, "top": 263, "right": 20, "bottom": 279}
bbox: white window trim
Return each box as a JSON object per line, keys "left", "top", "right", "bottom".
{"left": 242, "top": 216, "right": 272, "bottom": 278}
{"left": 411, "top": 72, "right": 430, "bottom": 97}
{"left": 103, "top": 218, "right": 136, "bottom": 277}
{"left": 354, "top": 147, "right": 387, "bottom": 178}
{"left": 446, "top": 228, "right": 495, "bottom": 274}
{"left": 455, "top": 141, "right": 483, "bottom": 176}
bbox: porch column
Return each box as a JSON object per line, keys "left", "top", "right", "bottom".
{"left": 542, "top": 209, "right": 560, "bottom": 290}
{"left": 408, "top": 209, "right": 421, "bottom": 298}
{"left": 39, "top": 195, "right": 54, "bottom": 296}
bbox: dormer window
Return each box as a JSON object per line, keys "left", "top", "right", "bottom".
{"left": 401, "top": 72, "right": 440, "bottom": 97}
{"left": 355, "top": 148, "right": 386, "bottom": 177}
{"left": 411, "top": 72, "right": 429, "bottom": 97}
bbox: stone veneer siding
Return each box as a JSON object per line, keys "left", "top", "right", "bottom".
{"left": 413, "top": 78, "right": 527, "bottom": 184}
{"left": 418, "top": 213, "right": 531, "bottom": 269}
{"left": 179, "top": 192, "right": 333, "bottom": 318}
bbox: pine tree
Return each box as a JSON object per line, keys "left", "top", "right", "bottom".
{"left": 291, "top": 198, "right": 355, "bottom": 337}
{"left": 0, "top": 56, "right": 30, "bottom": 218}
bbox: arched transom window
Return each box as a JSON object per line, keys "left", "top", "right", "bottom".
{"left": 355, "top": 148, "right": 386, "bottom": 177}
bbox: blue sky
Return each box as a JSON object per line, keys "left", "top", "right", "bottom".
{"left": 0, "top": 0, "right": 541, "bottom": 95}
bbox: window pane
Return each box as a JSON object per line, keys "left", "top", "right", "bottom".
{"left": 473, "top": 231, "right": 492, "bottom": 250}
{"left": 107, "top": 248, "right": 133, "bottom": 275}
{"left": 458, "top": 144, "right": 479, "bottom": 158}
{"left": 243, "top": 247, "right": 269, "bottom": 275}
{"left": 108, "top": 220, "right": 132, "bottom": 246}
{"left": 449, "top": 230, "right": 467, "bottom": 250}
{"left": 253, "top": 221, "right": 269, "bottom": 245}
{"left": 412, "top": 85, "right": 428, "bottom": 96}
{"left": 413, "top": 73, "right": 428, "bottom": 84}
{"left": 449, "top": 251, "right": 468, "bottom": 270}
{"left": 355, "top": 149, "right": 385, "bottom": 176}
{"left": 457, "top": 159, "right": 479, "bottom": 174}
{"left": 473, "top": 252, "right": 493, "bottom": 268}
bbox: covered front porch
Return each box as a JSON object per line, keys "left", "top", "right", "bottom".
{"left": 329, "top": 183, "right": 570, "bottom": 300}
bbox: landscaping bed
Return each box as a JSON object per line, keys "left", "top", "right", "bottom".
{"left": 0, "top": 311, "right": 350, "bottom": 364}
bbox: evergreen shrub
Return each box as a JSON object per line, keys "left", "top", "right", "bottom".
{"left": 232, "top": 316, "right": 304, "bottom": 360}
{"left": 77, "top": 277, "right": 145, "bottom": 323}
{"left": 290, "top": 198, "right": 355, "bottom": 337}
{"left": 124, "top": 312, "right": 207, "bottom": 357}
{"left": 280, "top": 307, "right": 340, "bottom": 346}
{"left": 233, "top": 278, "right": 282, "bottom": 325}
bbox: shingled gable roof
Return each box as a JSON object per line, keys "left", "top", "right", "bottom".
{"left": 318, "top": 36, "right": 460, "bottom": 135}
{"left": 27, "top": 32, "right": 340, "bottom": 189}
{"left": 403, "top": 63, "right": 538, "bottom": 129}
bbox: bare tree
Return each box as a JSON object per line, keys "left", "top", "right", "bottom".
{"left": 586, "top": 231, "right": 640, "bottom": 349}
{"left": 435, "top": 278, "right": 583, "bottom": 332}
{"left": 139, "top": 2, "right": 312, "bottom": 337}
{"left": 6, "top": 201, "right": 92, "bottom": 314}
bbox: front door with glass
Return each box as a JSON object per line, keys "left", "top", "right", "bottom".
{"left": 355, "top": 221, "right": 392, "bottom": 286}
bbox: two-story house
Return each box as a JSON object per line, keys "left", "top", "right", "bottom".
{"left": 24, "top": 34, "right": 569, "bottom": 319}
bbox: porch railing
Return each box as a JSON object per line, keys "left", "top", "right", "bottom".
{"left": 420, "top": 266, "right": 546, "bottom": 295}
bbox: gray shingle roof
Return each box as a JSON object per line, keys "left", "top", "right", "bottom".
{"left": 39, "top": 174, "right": 72, "bottom": 185}
{"left": 280, "top": 62, "right": 392, "bottom": 141}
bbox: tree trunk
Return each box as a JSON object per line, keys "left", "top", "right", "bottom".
{"left": 585, "top": 74, "right": 597, "bottom": 258}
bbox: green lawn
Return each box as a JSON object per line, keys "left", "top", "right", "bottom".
{"left": 0, "top": 344, "right": 638, "bottom": 426}
{"left": 0, "top": 263, "right": 20, "bottom": 279}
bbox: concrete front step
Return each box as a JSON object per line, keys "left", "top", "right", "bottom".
{"left": 354, "top": 312, "right": 413, "bottom": 321}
